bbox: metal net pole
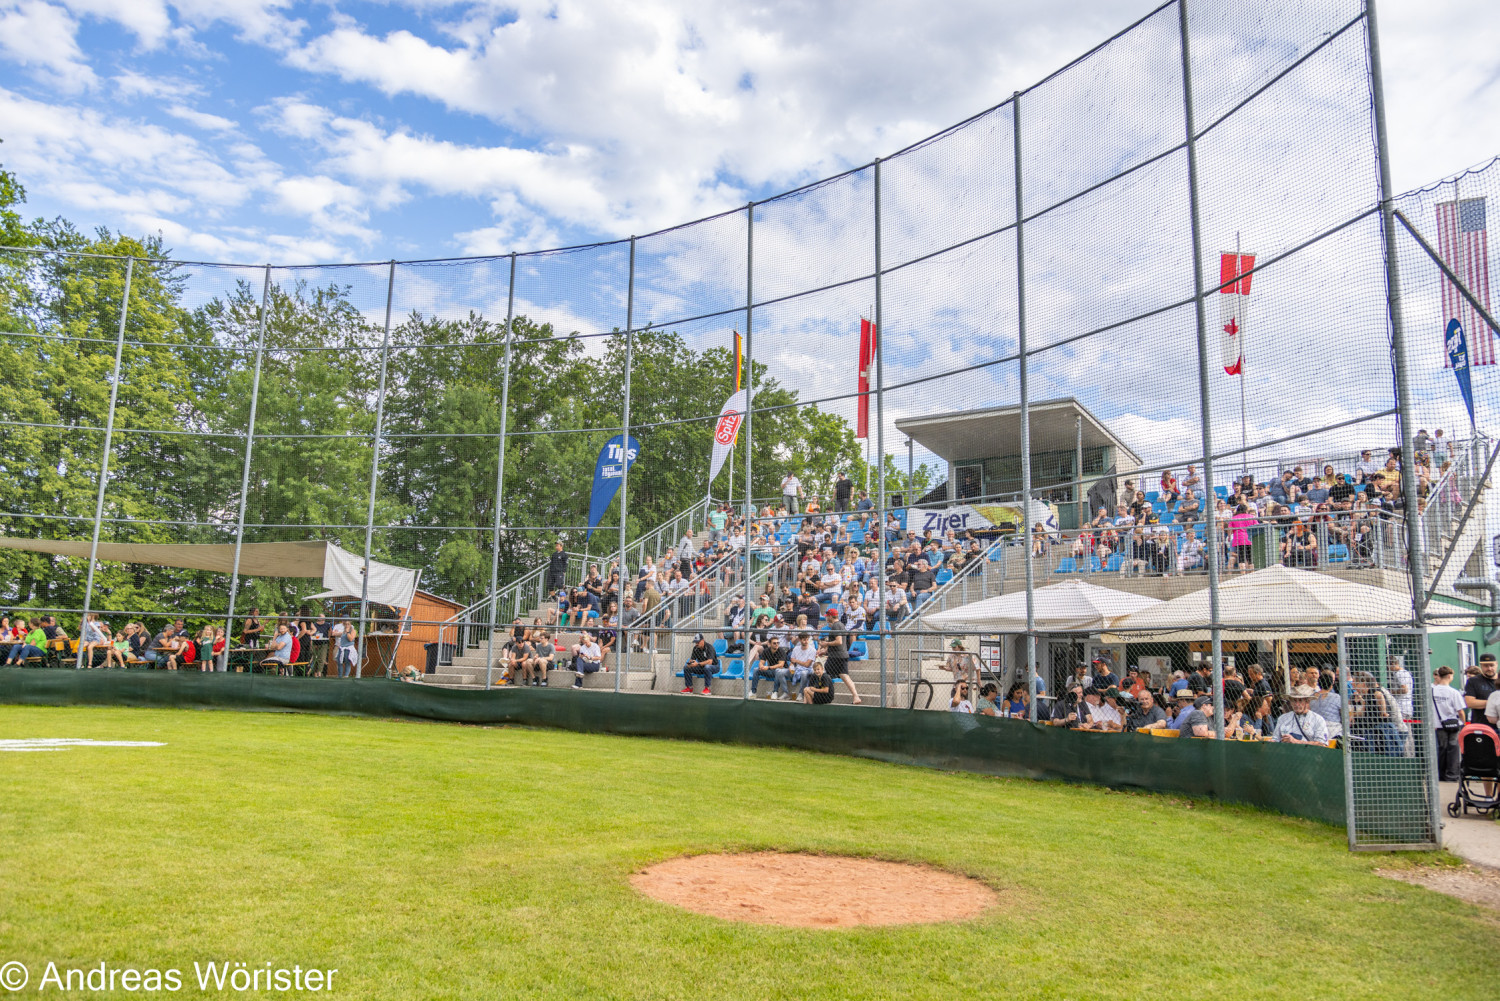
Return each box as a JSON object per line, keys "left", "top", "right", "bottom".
{"left": 76, "top": 256, "right": 132, "bottom": 669}
{"left": 743, "top": 202, "right": 755, "bottom": 701}
{"left": 874, "top": 158, "right": 888, "bottom": 709}
{"left": 484, "top": 253, "right": 518, "bottom": 690}
{"left": 357, "top": 261, "right": 396, "bottom": 678}
{"left": 1365, "top": 0, "right": 1425, "bottom": 621}
{"left": 1178, "top": 0, "right": 1224, "bottom": 736}
{"left": 223, "top": 263, "right": 270, "bottom": 672}
{"left": 616, "top": 237, "right": 635, "bottom": 692}
{"left": 1013, "top": 91, "right": 1039, "bottom": 722}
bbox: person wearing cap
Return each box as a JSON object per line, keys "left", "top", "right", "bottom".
{"left": 681, "top": 634, "right": 718, "bottom": 695}
{"left": 1090, "top": 657, "right": 1119, "bottom": 691}
{"left": 820, "top": 626, "right": 861, "bottom": 704}
{"left": 1273, "top": 685, "right": 1330, "bottom": 744}
{"left": 751, "top": 635, "right": 788, "bottom": 698}
{"left": 941, "top": 639, "right": 979, "bottom": 688}
{"left": 1176, "top": 696, "right": 1212, "bottom": 735}
{"left": 1079, "top": 687, "right": 1125, "bottom": 732}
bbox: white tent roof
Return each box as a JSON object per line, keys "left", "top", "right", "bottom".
{"left": 1105, "top": 565, "right": 1419, "bottom": 640}
{"left": 0, "top": 537, "right": 418, "bottom": 610}
{"left": 921, "top": 580, "right": 1163, "bottom": 634}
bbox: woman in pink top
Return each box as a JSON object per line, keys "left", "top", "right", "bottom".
{"left": 1228, "top": 504, "right": 1257, "bottom": 571}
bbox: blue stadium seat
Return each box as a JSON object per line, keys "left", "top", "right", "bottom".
{"left": 713, "top": 638, "right": 728, "bottom": 656}
{"left": 1145, "top": 491, "right": 1160, "bottom": 502}
{"left": 1054, "top": 557, "right": 1077, "bottom": 574}
{"left": 1086, "top": 557, "right": 1103, "bottom": 572}
{"left": 1327, "top": 544, "right": 1350, "bottom": 563}
{"left": 987, "top": 546, "right": 1005, "bottom": 561}
{"left": 935, "top": 568, "right": 954, "bottom": 585}
{"left": 1104, "top": 554, "right": 1125, "bottom": 572}
{"left": 718, "top": 657, "right": 746, "bottom": 680}
{"left": 849, "top": 529, "right": 866, "bottom": 544}
{"left": 1214, "top": 486, "right": 1229, "bottom": 499}
{"left": 848, "top": 641, "right": 869, "bottom": 661}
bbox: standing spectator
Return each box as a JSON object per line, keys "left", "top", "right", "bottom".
{"left": 1309, "top": 671, "right": 1343, "bottom": 736}
{"left": 780, "top": 472, "right": 802, "bottom": 515}
{"left": 1227, "top": 504, "right": 1257, "bottom": 571}
{"left": 333, "top": 619, "right": 358, "bottom": 678}
{"left": 1463, "top": 654, "right": 1498, "bottom": 724}
{"left": 241, "top": 608, "right": 264, "bottom": 647}
{"left": 1431, "top": 666, "right": 1465, "bottom": 782}
{"left": 1431, "top": 429, "right": 1451, "bottom": 467}
{"left": 1182, "top": 465, "right": 1203, "bottom": 499}
{"left": 1386, "top": 656, "right": 1414, "bottom": 719}
{"left": 833, "top": 472, "right": 854, "bottom": 513}
{"left": 681, "top": 634, "right": 718, "bottom": 695}
{"left": 547, "top": 541, "right": 569, "bottom": 597}
{"left": 821, "top": 628, "right": 861, "bottom": 704}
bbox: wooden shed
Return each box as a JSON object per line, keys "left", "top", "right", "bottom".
{"left": 390, "top": 590, "right": 466, "bottom": 675}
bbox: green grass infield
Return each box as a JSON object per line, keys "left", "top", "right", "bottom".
{"left": 0, "top": 705, "right": 1494, "bottom": 1000}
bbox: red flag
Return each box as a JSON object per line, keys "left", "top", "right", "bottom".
{"left": 1218, "top": 252, "right": 1254, "bottom": 376}
{"left": 857, "top": 318, "right": 877, "bottom": 438}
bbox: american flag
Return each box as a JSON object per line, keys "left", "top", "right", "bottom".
{"left": 1437, "top": 196, "right": 1494, "bottom": 366}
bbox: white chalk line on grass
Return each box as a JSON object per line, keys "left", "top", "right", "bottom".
{"left": 0, "top": 739, "right": 166, "bottom": 752}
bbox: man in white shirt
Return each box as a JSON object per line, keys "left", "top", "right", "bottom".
{"left": 570, "top": 633, "right": 603, "bottom": 688}
{"left": 1274, "top": 686, "right": 1331, "bottom": 744}
{"left": 781, "top": 632, "right": 818, "bottom": 698}
{"left": 1355, "top": 449, "right": 1379, "bottom": 481}
{"left": 780, "top": 473, "right": 802, "bottom": 514}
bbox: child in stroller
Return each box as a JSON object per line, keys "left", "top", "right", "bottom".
{"left": 1448, "top": 723, "right": 1500, "bottom": 818}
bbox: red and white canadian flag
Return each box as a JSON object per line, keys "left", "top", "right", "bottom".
{"left": 1218, "top": 251, "right": 1255, "bottom": 376}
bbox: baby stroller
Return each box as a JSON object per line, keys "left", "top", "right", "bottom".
{"left": 1448, "top": 724, "right": 1500, "bottom": 818}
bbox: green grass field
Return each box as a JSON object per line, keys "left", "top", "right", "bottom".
{"left": 0, "top": 705, "right": 1495, "bottom": 1000}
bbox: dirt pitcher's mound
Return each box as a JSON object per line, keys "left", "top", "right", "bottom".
{"left": 631, "top": 852, "right": 997, "bottom": 927}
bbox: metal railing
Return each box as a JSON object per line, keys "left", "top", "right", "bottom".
{"left": 895, "top": 540, "right": 1007, "bottom": 631}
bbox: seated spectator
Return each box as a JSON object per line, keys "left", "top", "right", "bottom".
{"left": 1078, "top": 687, "right": 1123, "bottom": 731}
{"left": 1159, "top": 469, "right": 1180, "bottom": 504}
{"left": 1051, "top": 683, "right": 1083, "bottom": 726}
{"left": 78, "top": 613, "right": 110, "bottom": 668}
{"left": 1174, "top": 694, "right": 1217, "bottom": 738}
{"left": 261, "top": 623, "right": 293, "bottom": 675}
{"left": 973, "top": 682, "right": 1002, "bottom": 716}
{"left": 802, "top": 661, "right": 835, "bottom": 704}
{"left": 1240, "top": 692, "right": 1275, "bottom": 738}
{"left": 1305, "top": 477, "right": 1330, "bottom": 505}
{"left": 783, "top": 632, "right": 818, "bottom": 697}
{"left": 1126, "top": 690, "right": 1168, "bottom": 731}
{"left": 4, "top": 618, "right": 46, "bottom": 665}
{"left": 1002, "top": 683, "right": 1028, "bottom": 718}
{"left": 680, "top": 633, "right": 718, "bottom": 695}
{"left": 908, "top": 560, "right": 938, "bottom": 610}
{"left": 949, "top": 680, "right": 974, "bottom": 713}
{"left": 506, "top": 637, "right": 535, "bottom": 686}
{"left": 1274, "top": 685, "right": 1331, "bottom": 744}
{"left": 752, "top": 636, "right": 788, "bottom": 698}
{"left": 570, "top": 633, "right": 603, "bottom": 688}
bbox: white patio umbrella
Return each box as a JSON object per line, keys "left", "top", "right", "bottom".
{"left": 1104, "top": 564, "right": 1424, "bottom": 640}
{"left": 920, "top": 579, "right": 1163, "bottom": 634}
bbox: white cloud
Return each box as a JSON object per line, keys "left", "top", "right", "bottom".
{"left": 165, "top": 103, "right": 238, "bottom": 132}
{"left": 0, "top": 1, "right": 97, "bottom": 91}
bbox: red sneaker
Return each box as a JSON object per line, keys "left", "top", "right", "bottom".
{"left": 681, "top": 687, "right": 693, "bottom": 694}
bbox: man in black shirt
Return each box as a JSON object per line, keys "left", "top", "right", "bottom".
{"left": 1464, "top": 654, "right": 1499, "bottom": 725}
{"left": 1089, "top": 658, "right": 1118, "bottom": 691}
{"left": 682, "top": 634, "right": 718, "bottom": 695}
{"left": 820, "top": 628, "right": 861, "bottom": 704}
{"left": 908, "top": 560, "right": 937, "bottom": 611}
{"left": 833, "top": 473, "right": 854, "bottom": 513}
{"left": 547, "top": 541, "right": 570, "bottom": 596}
{"left": 751, "top": 637, "right": 787, "bottom": 698}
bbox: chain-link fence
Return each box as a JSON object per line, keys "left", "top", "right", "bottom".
{"left": 0, "top": 0, "right": 1489, "bottom": 846}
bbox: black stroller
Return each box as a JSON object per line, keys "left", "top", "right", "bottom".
{"left": 1448, "top": 724, "right": 1500, "bottom": 818}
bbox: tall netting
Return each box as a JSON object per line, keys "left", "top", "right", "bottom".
{"left": 2, "top": 0, "right": 1484, "bottom": 845}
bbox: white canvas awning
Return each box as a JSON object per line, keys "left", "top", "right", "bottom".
{"left": 921, "top": 580, "right": 1163, "bottom": 634}
{"left": 0, "top": 538, "right": 418, "bottom": 610}
{"left": 1104, "top": 565, "right": 1427, "bottom": 640}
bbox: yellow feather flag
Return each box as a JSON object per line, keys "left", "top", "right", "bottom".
{"left": 733, "top": 330, "right": 743, "bottom": 391}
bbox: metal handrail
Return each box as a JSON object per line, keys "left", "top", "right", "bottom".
{"left": 895, "top": 539, "right": 1006, "bottom": 631}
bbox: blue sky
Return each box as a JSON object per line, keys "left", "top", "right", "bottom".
{"left": 0, "top": 0, "right": 1495, "bottom": 265}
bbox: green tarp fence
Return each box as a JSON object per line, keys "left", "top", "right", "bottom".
{"left": 0, "top": 668, "right": 1345, "bottom": 826}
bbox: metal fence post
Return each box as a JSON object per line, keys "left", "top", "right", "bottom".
{"left": 1178, "top": 0, "right": 1224, "bottom": 736}
{"left": 874, "top": 158, "right": 888, "bottom": 709}
{"left": 617, "top": 237, "right": 635, "bottom": 692}
{"left": 743, "top": 202, "right": 755, "bottom": 701}
{"left": 1013, "top": 92, "right": 1039, "bottom": 722}
{"left": 1365, "top": 0, "right": 1425, "bottom": 621}
{"left": 223, "top": 264, "right": 271, "bottom": 672}
{"left": 357, "top": 261, "right": 396, "bottom": 678}
{"left": 76, "top": 256, "right": 133, "bottom": 668}
{"left": 485, "top": 252, "right": 518, "bottom": 690}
